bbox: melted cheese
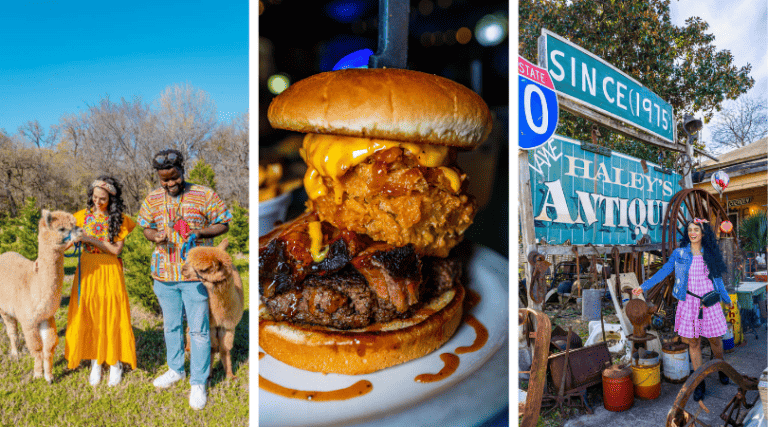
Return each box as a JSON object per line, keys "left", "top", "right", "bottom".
{"left": 438, "top": 167, "right": 462, "bottom": 193}
{"left": 301, "top": 133, "right": 455, "bottom": 200}
{"left": 308, "top": 221, "right": 328, "bottom": 262}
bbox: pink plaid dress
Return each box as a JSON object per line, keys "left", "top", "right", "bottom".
{"left": 675, "top": 256, "right": 728, "bottom": 338}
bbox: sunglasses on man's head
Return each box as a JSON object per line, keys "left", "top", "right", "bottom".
{"left": 152, "top": 152, "right": 182, "bottom": 169}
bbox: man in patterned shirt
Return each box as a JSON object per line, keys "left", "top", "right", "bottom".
{"left": 138, "top": 149, "right": 232, "bottom": 410}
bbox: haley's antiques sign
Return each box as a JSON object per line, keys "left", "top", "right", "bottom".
{"left": 529, "top": 135, "right": 682, "bottom": 245}
{"left": 538, "top": 29, "right": 675, "bottom": 144}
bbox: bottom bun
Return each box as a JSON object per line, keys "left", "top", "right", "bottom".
{"left": 259, "top": 285, "right": 465, "bottom": 375}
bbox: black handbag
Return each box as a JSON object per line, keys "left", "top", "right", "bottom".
{"left": 686, "top": 290, "right": 721, "bottom": 319}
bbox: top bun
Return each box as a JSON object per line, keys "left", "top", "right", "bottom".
{"left": 268, "top": 68, "right": 492, "bottom": 149}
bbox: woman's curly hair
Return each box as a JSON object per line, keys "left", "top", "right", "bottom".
{"left": 679, "top": 220, "right": 728, "bottom": 281}
{"left": 86, "top": 175, "right": 125, "bottom": 243}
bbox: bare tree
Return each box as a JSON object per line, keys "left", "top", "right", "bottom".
{"left": 77, "top": 96, "right": 162, "bottom": 212}
{"left": 155, "top": 83, "right": 217, "bottom": 160}
{"left": 17, "top": 119, "right": 58, "bottom": 148}
{"left": 709, "top": 94, "right": 768, "bottom": 153}
{"left": 57, "top": 112, "right": 86, "bottom": 158}
{"left": 199, "top": 112, "right": 249, "bottom": 207}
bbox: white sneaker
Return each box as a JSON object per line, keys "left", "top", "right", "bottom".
{"left": 107, "top": 362, "right": 123, "bottom": 387}
{"left": 89, "top": 360, "right": 101, "bottom": 386}
{"left": 153, "top": 369, "right": 185, "bottom": 389}
{"left": 189, "top": 384, "right": 207, "bottom": 410}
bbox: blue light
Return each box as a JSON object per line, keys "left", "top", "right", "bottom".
{"left": 325, "top": 0, "right": 366, "bottom": 24}
{"left": 332, "top": 48, "right": 373, "bottom": 71}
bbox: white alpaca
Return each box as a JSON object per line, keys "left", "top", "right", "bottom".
{"left": 0, "top": 210, "right": 81, "bottom": 382}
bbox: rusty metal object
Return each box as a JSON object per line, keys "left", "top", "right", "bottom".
{"left": 520, "top": 309, "right": 552, "bottom": 427}
{"left": 624, "top": 290, "right": 657, "bottom": 339}
{"left": 543, "top": 341, "right": 612, "bottom": 415}
{"left": 528, "top": 251, "right": 551, "bottom": 305}
{"left": 548, "top": 341, "right": 612, "bottom": 395}
{"left": 550, "top": 325, "right": 583, "bottom": 352}
{"left": 666, "top": 360, "right": 759, "bottom": 427}
{"left": 612, "top": 246, "right": 623, "bottom": 308}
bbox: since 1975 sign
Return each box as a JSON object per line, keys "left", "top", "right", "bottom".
{"left": 538, "top": 29, "right": 675, "bottom": 144}
{"left": 528, "top": 135, "right": 682, "bottom": 245}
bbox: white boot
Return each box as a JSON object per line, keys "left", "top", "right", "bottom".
{"left": 108, "top": 362, "right": 123, "bottom": 387}
{"left": 89, "top": 360, "right": 101, "bottom": 386}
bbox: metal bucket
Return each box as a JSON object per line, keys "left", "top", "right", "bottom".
{"left": 632, "top": 351, "right": 659, "bottom": 366}
{"left": 724, "top": 323, "right": 735, "bottom": 352}
{"left": 661, "top": 343, "right": 690, "bottom": 383}
{"left": 602, "top": 365, "right": 634, "bottom": 412}
{"left": 631, "top": 362, "right": 661, "bottom": 400}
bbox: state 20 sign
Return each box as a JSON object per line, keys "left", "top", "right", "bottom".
{"left": 528, "top": 135, "right": 682, "bottom": 245}
{"left": 519, "top": 56, "right": 558, "bottom": 150}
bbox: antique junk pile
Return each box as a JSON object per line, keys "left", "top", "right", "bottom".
{"left": 519, "top": 188, "right": 763, "bottom": 426}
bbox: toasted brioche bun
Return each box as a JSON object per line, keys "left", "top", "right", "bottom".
{"left": 268, "top": 68, "right": 492, "bottom": 149}
{"left": 259, "top": 285, "right": 465, "bottom": 375}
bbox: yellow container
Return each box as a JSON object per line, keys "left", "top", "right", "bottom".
{"left": 631, "top": 362, "right": 661, "bottom": 400}
{"left": 724, "top": 294, "right": 743, "bottom": 345}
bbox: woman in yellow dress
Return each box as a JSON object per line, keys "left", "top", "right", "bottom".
{"left": 66, "top": 176, "right": 137, "bottom": 386}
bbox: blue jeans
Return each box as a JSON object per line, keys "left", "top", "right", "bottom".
{"left": 153, "top": 280, "right": 210, "bottom": 385}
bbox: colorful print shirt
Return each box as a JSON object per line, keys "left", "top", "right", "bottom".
{"left": 73, "top": 209, "right": 136, "bottom": 254}
{"left": 137, "top": 183, "right": 232, "bottom": 282}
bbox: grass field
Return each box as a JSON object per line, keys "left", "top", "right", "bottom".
{"left": 0, "top": 255, "right": 249, "bottom": 426}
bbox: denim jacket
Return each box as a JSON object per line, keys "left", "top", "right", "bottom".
{"left": 640, "top": 245, "right": 732, "bottom": 305}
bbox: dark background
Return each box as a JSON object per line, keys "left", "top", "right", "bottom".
{"left": 259, "top": 0, "right": 509, "bottom": 257}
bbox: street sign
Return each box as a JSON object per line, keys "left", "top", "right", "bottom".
{"left": 538, "top": 29, "right": 675, "bottom": 144}
{"left": 519, "top": 56, "right": 559, "bottom": 150}
{"left": 528, "top": 135, "right": 682, "bottom": 245}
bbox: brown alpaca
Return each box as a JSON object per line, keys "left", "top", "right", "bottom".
{"left": 181, "top": 239, "right": 244, "bottom": 379}
{"left": 0, "top": 210, "right": 82, "bottom": 382}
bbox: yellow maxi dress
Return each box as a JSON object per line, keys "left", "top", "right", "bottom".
{"left": 65, "top": 209, "right": 137, "bottom": 370}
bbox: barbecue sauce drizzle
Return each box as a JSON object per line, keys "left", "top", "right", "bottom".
{"left": 414, "top": 353, "right": 460, "bottom": 383}
{"left": 413, "top": 288, "right": 488, "bottom": 382}
{"left": 259, "top": 376, "right": 373, "bottom": 401}
{"left": 259, "top": 288, "right": 488, "bottom": 396}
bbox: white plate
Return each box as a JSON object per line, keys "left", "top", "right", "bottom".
{"left": 259, "top": 245, "right": 509, "bottom": 427}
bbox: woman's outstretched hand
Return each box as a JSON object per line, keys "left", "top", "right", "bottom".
{"left": 632, "top": 287, "right": 643, "bottom": 297}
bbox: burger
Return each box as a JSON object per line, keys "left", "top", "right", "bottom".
{"left": 259, "top": 68, "right": 492, "bottom": 375}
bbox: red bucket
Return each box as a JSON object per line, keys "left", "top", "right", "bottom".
{"left": 603, "top": 365, "right": 634, "bottom": 412}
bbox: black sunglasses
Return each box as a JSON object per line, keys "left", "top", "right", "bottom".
{"left": 152, "top": 152, "right": 182, "bottom": 170}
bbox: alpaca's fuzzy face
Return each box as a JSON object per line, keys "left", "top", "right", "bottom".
{"left": 181, "top": 239, "right": 232, "bottom": 285}
{"left": 39, "top": 210, "right": 82, "bottom": 249}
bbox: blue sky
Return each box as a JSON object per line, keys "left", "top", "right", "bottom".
{"left": 0, "top": 0, "right": 248, "bottom": 136}
{"left": 670, "top": 0, "right": 767, "bottom": 151}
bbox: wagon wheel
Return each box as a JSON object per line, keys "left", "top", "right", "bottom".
{"left": 648, "top": 189, "right": 731, "bottom": 309}
{"left": 666, "top": 360, "right": 760, "bottom": 427}
{"left": 661, "top": 188, "right": 731, "bottom": 258}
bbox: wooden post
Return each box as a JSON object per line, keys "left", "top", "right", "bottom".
{"left": 519, "top": 150, "right": 541, "bottom": 310}
{"left": 684, "top": 137, "right": 694, "bottom": 189}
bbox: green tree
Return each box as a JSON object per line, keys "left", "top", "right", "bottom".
{"left": 187, "top": 158, "right": 216, "bottom": 190}
{"left": 520, "top": 0, "right": 754, "bottom": 164}
{"left": 0, "top": 198, "right": 41, "bottom": 260}
{"left": 122, "top": 221, "right": 160, "bottom": 313}
{"left": 739, "top": 212, "right": 767, "bottom": 253}
{"left": 225, "top": 202, "right": 249, "bottom": 255}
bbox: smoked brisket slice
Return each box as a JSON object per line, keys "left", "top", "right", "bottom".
{"left": 260, "top": 252, "right": 463, "bottom": 330}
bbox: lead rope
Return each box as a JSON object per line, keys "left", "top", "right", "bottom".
{"left": 64, "top": 242, "right": 83, "bottom": 305}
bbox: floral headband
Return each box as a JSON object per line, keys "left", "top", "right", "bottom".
{"left": 91, "top": 179, "right": 117, "bottom": 196}
{"left": 692, "top": 218, "right": 709, "bottom": 225}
